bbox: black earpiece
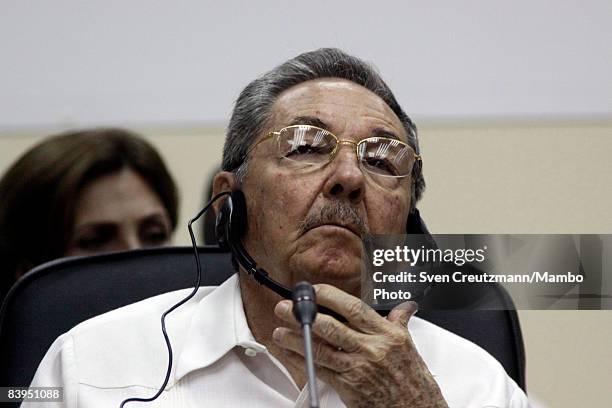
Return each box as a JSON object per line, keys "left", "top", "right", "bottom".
{"left": 407, "top": 208, "right": 438, "bottom": 251}
{"left": 406, "top": 208, "right": 430, "bottom": 235}
{"left": 215, "top": 190, "right": 247, "bottom": 251}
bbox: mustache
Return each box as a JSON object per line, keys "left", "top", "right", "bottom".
{"left": 298, "top": 201, "right": 367, "bottom": 237}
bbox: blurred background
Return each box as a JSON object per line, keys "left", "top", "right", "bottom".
{"left": 1, "top": 1, "right": 611, "bottom": 406}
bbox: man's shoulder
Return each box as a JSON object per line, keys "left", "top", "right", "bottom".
{"left": 409, "top": 315, "right": 509, "bottom": 375}
{"left": 49, "top": 285, "right": 218, "bottom": 388}
{"left": 409, "top": 316, "right": 526, "bottom": 405}
{"left": 69, "top": 285, "right": 215, "bottom": 341}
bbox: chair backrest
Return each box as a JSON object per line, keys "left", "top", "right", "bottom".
{"left": 0, "top": 246, "right": 525, "bottom": 393}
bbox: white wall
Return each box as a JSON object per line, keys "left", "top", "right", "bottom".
{"left": 1, "top": 0, "right": 611, "bottom": 129}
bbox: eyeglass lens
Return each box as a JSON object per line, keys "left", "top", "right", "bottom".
{"left": 277, "top": 125, "right": 415, "bottom": 179}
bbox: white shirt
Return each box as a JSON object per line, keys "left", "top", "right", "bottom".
{"left": 24, "top": 274, "right": 529, "bottom": 407}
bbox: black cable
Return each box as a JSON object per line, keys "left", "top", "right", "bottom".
{"left": 119, "top": 191, "right": 230, "bottom": 408}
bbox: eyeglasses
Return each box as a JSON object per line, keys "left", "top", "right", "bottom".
{"left": 249, "top": 125, "right": 421, "bottom": 186}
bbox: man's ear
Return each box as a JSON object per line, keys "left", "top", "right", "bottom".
{"left": 212, "top": 171, "right": 238, "bottom": 216}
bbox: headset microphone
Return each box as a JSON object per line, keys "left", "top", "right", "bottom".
{"left": 292, "top": 281, "right": 317, "bottom": 326}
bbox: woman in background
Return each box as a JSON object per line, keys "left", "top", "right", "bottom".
{"left": 0, "top": 128, "right": 179, "bottom": 301}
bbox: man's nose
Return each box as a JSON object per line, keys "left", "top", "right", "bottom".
{"left": 322, "top": 142, "right": 365, "bottom": 204}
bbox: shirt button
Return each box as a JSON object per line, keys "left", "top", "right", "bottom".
{"left": 244, "top": 348, "right": 258, "bottom": 357}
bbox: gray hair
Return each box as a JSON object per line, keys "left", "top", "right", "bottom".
{"left": 222, "top": 48, "right": 425, "bottom": 209}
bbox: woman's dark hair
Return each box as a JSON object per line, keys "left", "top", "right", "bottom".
{"left": 0, "top": 127, "right": 178, "bottom": 298}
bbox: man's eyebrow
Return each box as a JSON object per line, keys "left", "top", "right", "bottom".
{"left": 287, "top": 117, "right": 405, "bottom": 142}
{"left": 288, "top": 116, "right": 329, "bottom": 130}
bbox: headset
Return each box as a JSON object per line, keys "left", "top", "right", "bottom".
{"left": 215, "top": 189, "right": 437, "bottom": 319}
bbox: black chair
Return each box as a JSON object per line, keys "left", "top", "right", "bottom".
{"left": 0, "top": 246, "right": 526, "bottom": 396}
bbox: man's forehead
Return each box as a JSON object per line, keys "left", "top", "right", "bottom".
{"left": 267, "top": 78, "right": 407, "bottom": 142}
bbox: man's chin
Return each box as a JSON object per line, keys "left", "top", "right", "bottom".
{"left": 289, "top": 253, "right": 363, "bottom": 295}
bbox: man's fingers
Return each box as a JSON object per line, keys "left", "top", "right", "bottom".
{"left": 272, "top": 327, "right": 356, "bottom": 372}
{"left": 386, "top": 301, "right": 418, "bottom": 329}
{"left": 274, "top": 300, "right": 365, "bottom": 352}
{"left": 273, "top": 300, "right": 301, "bottom": 329}
{"left": 312, "top": 284, "right": 384, "bottom": 333}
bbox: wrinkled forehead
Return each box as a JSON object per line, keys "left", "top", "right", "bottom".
{"left": 266, "top": 78, "right": 408, "bottom": 143}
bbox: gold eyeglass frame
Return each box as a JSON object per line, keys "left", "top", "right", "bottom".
{"left": 248, "top": 124, "right": 422, "bottom": 178}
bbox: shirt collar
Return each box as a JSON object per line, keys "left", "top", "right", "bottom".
{"left": 175, "top": 273, "right": 266, "bottom": 381}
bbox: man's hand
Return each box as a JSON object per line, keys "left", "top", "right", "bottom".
{"left": 272, "top": 284, "right": 449, "bottom": 408}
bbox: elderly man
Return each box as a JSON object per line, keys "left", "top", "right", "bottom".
{"left": 26, "top": 49, "right": 528, "bottom": 407}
